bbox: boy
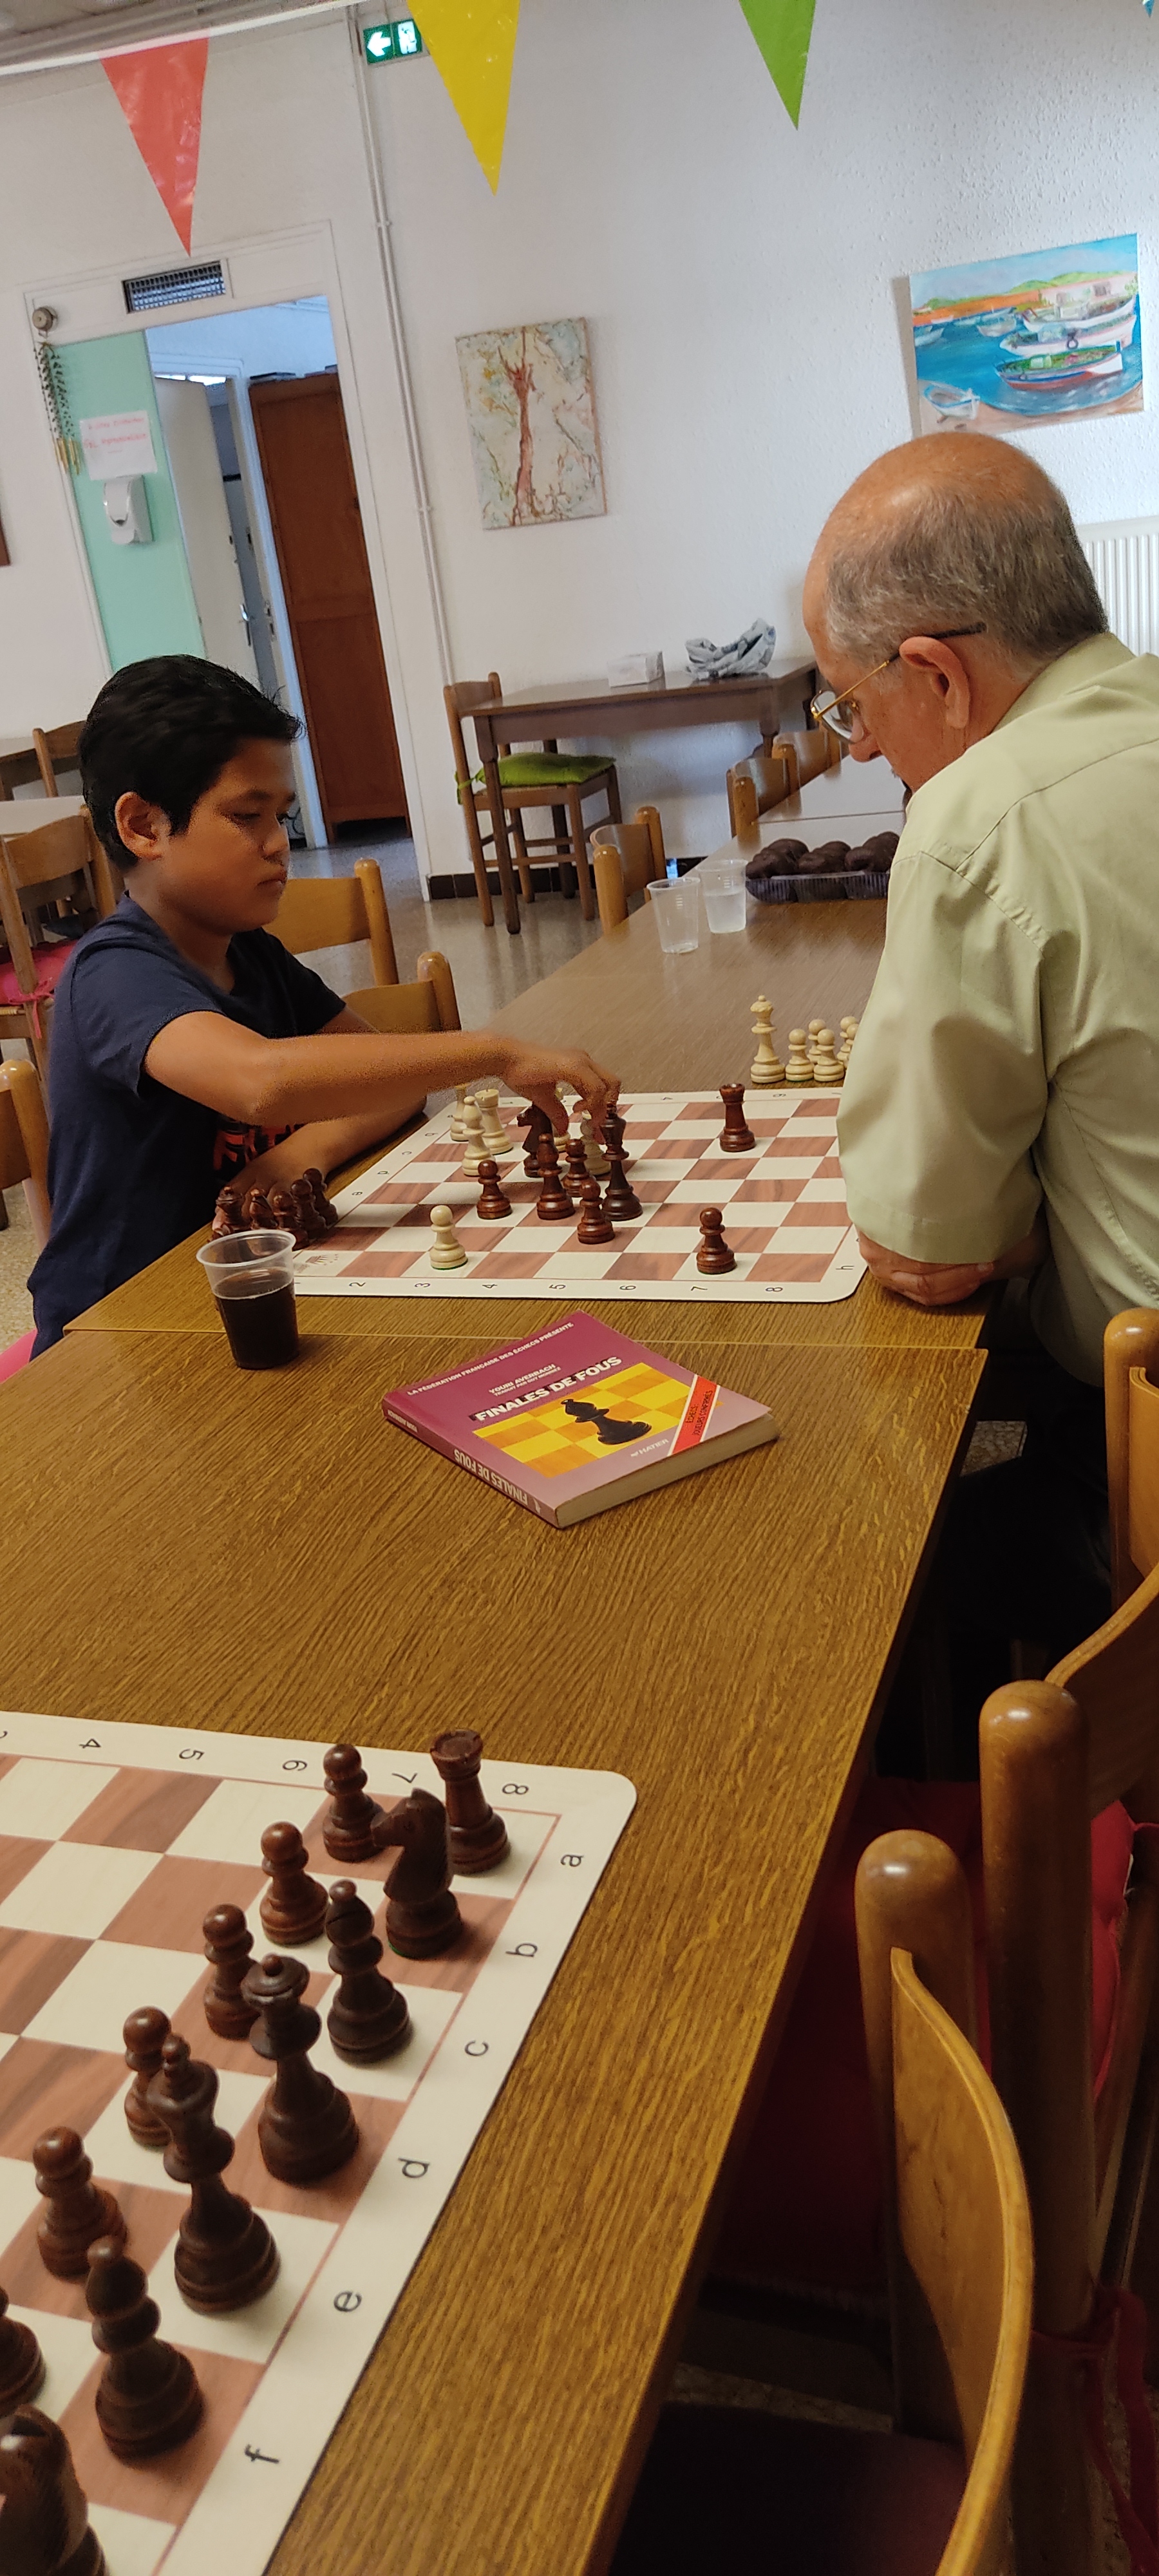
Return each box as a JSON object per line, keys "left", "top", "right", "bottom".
{"left": 30, "top": 656, "right": 619, "bottom": 1351}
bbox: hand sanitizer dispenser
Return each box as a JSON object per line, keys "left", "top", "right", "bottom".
{"left": 103, "top": 476, "right": 151, "bottom": 546}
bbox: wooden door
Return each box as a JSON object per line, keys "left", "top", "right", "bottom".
{"left": 249, "top": 375, "right": 407, "bottom": 831}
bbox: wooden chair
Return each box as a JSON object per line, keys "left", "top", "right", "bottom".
{"left": 0, "top": 1057, "right": 50, "bottom": 1251}
{"left": 612, "top": 1830, "right": 1032, "bottom": 2576}
{"left": 0, "top": 813, "right": 117, "bottom": 1075}
{"left": 345, "top": 952, "right": 460, "bottom": 1036}
{"left": 726, "top": 730, "right": 841, "bottom": 836}
{"left": 0, "top": 745, "right": 44, "bottom": 800}
{"left": 272, "top": 860, "right": 400, "bottom": 987}
{"left": 589, "top": 808, "right": 664, "bottom": 934}
{"left": 32, "top": 722, "right": 84, "bottom": 795}
{"left": 1104, "top": 1305, "right": 1159, "bottom": 1610}
{"left": 444, "top": 674, "right": 620, "bottom": 926}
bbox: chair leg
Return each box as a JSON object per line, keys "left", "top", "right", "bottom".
{"left": 461, "top": 794, "right": 495, "bottom": 928}
{"left": 508, "top": 807, "right": 535, "bottom": 904}
{"left": 551, "top": 804, "right": 576, "bottom": 898}
{"left": 606, "top": 769, "right": 622, "bottom": 824}
{"left": 567, "top": 789, "right": 594, "bottom": 921}
{"left": 481, "top": 757, "right": 521, "bottom": 934}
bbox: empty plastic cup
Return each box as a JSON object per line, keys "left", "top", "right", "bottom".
{"left": 700, "top": 861, "right": 748, "bottom": 933}
{"left": 196, "top": 1229, "right": 300, "bottom": 1368}
{"left": 649, "top": 875, "right": 701, "bottom": 952}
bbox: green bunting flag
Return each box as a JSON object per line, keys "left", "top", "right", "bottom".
{"left": 737, "top": 0, "right": 816, "bottom": 126}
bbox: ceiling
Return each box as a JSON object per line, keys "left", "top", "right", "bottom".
{"left": 0, "top": 0, "right": 345, "bottom": 73}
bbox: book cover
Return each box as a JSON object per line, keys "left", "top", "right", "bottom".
{"left": 381, "top": 1311, "right": 778, "bottom": 1527}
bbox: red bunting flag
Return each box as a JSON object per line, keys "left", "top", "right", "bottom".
{"left": 102, "top": 39, "right": 209, "bottom": 254}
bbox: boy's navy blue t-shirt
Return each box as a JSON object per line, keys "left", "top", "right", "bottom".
{"left": 30, "top": 896, "right": 342, "bottom": 1351}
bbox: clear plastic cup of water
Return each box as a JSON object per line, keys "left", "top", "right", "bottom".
{"left": 699, "top": 861, "right": 748, "bottom": 933}
{"left": 648, "top": 876, "right": 701, "bottom": 952}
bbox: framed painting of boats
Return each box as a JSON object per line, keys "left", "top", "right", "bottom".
{"left": 908, "top": 234, "right": 1142, "bottom": 433}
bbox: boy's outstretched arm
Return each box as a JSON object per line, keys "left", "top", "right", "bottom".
{"left": 144, "top": 1007, "right": 619, "bottom": 1151}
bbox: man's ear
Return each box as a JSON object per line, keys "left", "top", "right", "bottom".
{"left": 898, "top": 636, "right": 972, "bottom": 731}
{"left": 113, "top": 791, "right": 168, "bottom": 864}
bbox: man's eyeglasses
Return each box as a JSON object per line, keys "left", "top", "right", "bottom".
{"left": 811, "top": 627, "right": 986, "bottom": 741}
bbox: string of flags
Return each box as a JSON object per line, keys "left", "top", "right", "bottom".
{"left": 98, "top": 0, "right": 818, "bottom": 249}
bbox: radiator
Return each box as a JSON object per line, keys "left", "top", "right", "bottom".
{"left": 1077, "top": 517, "right": 1159, "bottom": 657}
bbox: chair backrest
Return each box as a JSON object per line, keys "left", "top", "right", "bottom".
{"left": 0, "top": 815, "right": 117, "bottom": 997}
{"left": 272, "top": 860, "right": 399, "bottom": 987}
{"left": 855, "top": 1832, "right": 1032, "bottom": 2576}
{"left": 443, "top": 673, "right": 503, "bottom": 790}
{"left": 589, "top": 809, "right": 664, "bottom": 933}
{"left": 346, "top": 949, "right": 460, "bottom": 1034}
{"left": 32, "top": 723, "right": 84, "bottom": 795}
{"left": 0, "top": 1057, "right": 50, "bottom": 1247}
{"left": 1104, "top": 1307, "right": 1159, "bottom": 1604}
{"left": 0, "top": 747, "right": 44, "bottom": 800}
{"left": 778, "top": 723, "right": 842, "bottom": 784}
{"left": 726, "top": 750, "right": 795, "bottom": 836}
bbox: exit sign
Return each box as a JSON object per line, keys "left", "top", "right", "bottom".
{"left": 362, "top": 16, "right": 422, "bottom": 60}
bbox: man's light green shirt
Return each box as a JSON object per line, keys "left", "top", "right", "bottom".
{"left": 837, "top": 634, "right": 1159, "bottom": 1383}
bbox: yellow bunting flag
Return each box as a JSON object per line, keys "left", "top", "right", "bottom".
{"left": 737, "top": 0, "right": 816, "bottom": 127}
{"left": 419, "top": 0, "right": 520, "bottom": 193}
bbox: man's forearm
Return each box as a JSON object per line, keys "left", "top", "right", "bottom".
{"left": 856, "top": 1213, "right": 1048, "bottom": 1308}
{"left": 229, "top": 1102, "right": 424, "bottom": 1200}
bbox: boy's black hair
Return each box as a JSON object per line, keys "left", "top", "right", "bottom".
{"left": 80, "top": 655, "right": 301, "bottom": 866}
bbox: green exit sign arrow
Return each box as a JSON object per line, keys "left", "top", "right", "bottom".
{"left": 362, "top": 15, "right": 423, "bottom": 61}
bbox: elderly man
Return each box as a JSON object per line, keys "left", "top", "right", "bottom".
{"left": 804, "top": 432, "right": 1159, "bottom": 1741}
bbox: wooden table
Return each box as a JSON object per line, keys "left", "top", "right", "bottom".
{"left": 70, "top": 896, "right": 988, "bottom": 1353}
{"left": 773, "top": 755, "right": 905, "bottom": 824}
{"left": 470, "top": 662, "right": 817, "bottom": 933}
{"left": 1, "top": 1322, "right": 985, "bottom": 2576}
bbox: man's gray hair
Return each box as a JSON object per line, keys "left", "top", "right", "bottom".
{"left": 823, "top": 471, "right": 1107, "bottom": 673}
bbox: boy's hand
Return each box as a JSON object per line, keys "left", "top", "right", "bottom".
{"left": 498, "top": 1043, "right": 619, "bottom": 1134}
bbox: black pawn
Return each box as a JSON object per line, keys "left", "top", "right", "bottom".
{"left": 123, "top": 2009, "right": 171, "bottom": 2149}
{"left": 0, "top": 2408, "right": 104, "bottom": 2576}
{"left": 203, "top": 1904, "right": 259, "bottom": 2040}
{"left": 535, "top": 1135, "right": 574, "bottom": 1222}
{"left": 259, "top": 1820, "right": 328, "bottom": 1947}
{"left": 86, "top": 2239, "right": 203, "bottom": 2463}
{"left": 244, "top": 1953, "right": 359, "bottom": 2184}
{"left": 325, "top": 1882, "right": 411, "bottom": 2062}
{"left": 697, "top": 1208, "right": 736, "bottom": 1275}
{"left": 476, "top": 1159, "right": 513, "bottom": 1220}
{"left": 0, "top": 2293, "right": 44, "bottom": 2414}
{"left": 430, "top": 1730, "right": 510, "bottom": 1874}
{"left": 381, "top": 1788, "right": 463, "bottom": 1959}
{"left": 322, "top": 1744, "right": 391, "bottom": 1867}
{"left": 576, "top": 1174, "right": 615, "bottom": 1245}
{"left": 33, "top": 2132, "right": 126, "bottom": 2282}
{"left": 147, "top": 2034, "right": 279, "bottom": 2315}
{"left": 602, "top": 1155, "right": 642, "bottom": 1222}
{"left": 303, "top": 1166, "right": 339, "bottom": 1229}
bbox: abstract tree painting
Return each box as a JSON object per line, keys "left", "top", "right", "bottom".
{"left": 456, "top": 317, "right": 605, "bottom": 529}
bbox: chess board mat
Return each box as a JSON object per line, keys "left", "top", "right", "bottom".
{"left": 294, "top": 1091, "right": 865, "bottom": 1306}
{"left": 0, "top": 1711, "right": 634, "bottom": 2576}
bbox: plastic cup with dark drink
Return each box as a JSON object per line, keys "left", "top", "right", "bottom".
{"left": 196, "top": 1229, "right": 300, "bottom": 1369}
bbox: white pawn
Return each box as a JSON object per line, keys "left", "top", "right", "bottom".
{"left": 429, "top": 1206, "right": 467, "bottom": 1271}
{"left": 807, "top": 1018, "right": 824, "bottom": 1061}
{"left": 838, "top": 1016, "right": 860, "bottom": 1068}
{"left": 476, "top": 1086, "right": 511, "bottom": 1158}
{"left": 459, "top": 1098, "right": 487, "bottom": 1175}
{"left": 449, "top": 1084, "right": 469, "bottom": 1142}
{"left": 749, "top": 994, "right": 784, "bottom": 1086}
{"left": 580, "top": 1110, "right": 609, "bottom": 1177}
{"left": 785, "top": 1029, "right": 814, "bottom": 1086}
{"left": 811, "top": 1028, "right": 844, "bottom": 1084}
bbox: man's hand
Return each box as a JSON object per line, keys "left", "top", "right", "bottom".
{"left": 856, "top": 1213, "right": 1048, "bottom": 1308}
{"left": 498, "top": 1042, "right": 619, "bottom": 1134}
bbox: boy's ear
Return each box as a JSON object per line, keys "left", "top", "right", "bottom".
{"left": 113, "top": 792, "right": 169, "bottom": 862}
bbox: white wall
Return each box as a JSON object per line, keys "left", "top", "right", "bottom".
{"left": 1, "top": 0, "right": 1158, "bottom": 870}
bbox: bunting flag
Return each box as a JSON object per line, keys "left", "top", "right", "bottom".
{"left": 101, "top": 39, "right": 209, "bottom": 253}
{"left": 417, "top": 0, "right": 520, "bottom": 192}
{"left": 737, "top": 0, "right": 816, "bottom": 126}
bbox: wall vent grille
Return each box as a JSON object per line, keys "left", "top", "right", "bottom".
{"left": 122, "top": 262, "right": 226, "bottom": 315}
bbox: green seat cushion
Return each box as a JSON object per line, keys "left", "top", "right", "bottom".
{"left": 458, "top": 752, "right": 610, "bottom": 800}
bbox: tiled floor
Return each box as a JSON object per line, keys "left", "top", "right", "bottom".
{"left": 0, "top": 828, "right": 601, "bottom": 1348}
